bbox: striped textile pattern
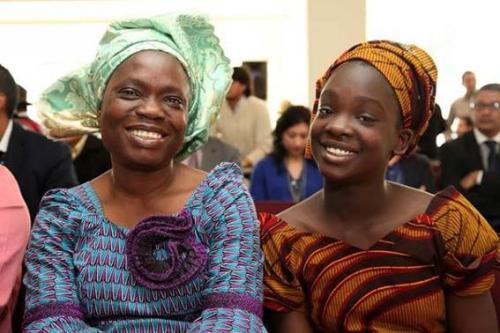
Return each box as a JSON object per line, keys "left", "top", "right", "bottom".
{"left": 261, "top": 187, "right": 499, "bottom": 332}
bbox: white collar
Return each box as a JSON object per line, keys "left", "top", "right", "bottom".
{"left": 473, "top": 128, "right": 500, "bottom": 145}
{"left": 0, "top": 120, "right": 13, "bottom": 153}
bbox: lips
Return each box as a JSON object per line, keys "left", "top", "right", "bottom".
{"left": 320, "top": 141, "right": 358, "bottom": 162}
{"left": 325, "top": 146, "right": 355, "bottom": 157}
{"left": 129, "top": 129, "right": 163, "bottom": 140}
{"left": 125, "top": 124, "right": 168, "bottom": 147}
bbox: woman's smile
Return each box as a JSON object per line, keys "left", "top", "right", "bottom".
{"left": 125, "top": 124, "right": 168, "bottom": 148}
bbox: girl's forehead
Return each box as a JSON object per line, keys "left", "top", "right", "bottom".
{"left": 321, "top": 62, "right": 395, "bottom": 101}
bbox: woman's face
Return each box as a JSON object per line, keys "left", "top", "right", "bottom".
{"left": 310, "top": 61, "right": 412, "bottom": 184}
{"left": 100, "top": 50, "right": 190, "bottom": 171}
{"left": 282, "top": 122, "right": 309, "bottom": 158}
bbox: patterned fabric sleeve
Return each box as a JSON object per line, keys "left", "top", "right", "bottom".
{"left": 23, "top": 189, "right": 101, "bottom": 332}
{"left": 188, "top": 163, "right": 265, "bottom": 332}
{"left": 259, "top": 212, "right": 305, "bottom": 312}
{"left": 433, "top": 188, "right": 500, "bottom": 296}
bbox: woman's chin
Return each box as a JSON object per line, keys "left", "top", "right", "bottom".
{"left": 118, "top": 157, "right": 172, "bottom": 172}
{"left": 287, "top": 151, "right": 306, "bottom": 159}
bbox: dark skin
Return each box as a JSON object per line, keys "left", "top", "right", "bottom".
{"left": 90, "top": 50, "right": 205, "bottom": 229}
{"left": 266, "top": 62, "right": 498, "bottom": 332}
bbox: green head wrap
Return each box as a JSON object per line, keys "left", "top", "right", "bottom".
{"left": 38, "top": 13, "right": 232, "bottom": 160}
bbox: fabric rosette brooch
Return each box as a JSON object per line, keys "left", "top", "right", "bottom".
{"left": 125, "top": 211, "right": 208, "bottom": 290}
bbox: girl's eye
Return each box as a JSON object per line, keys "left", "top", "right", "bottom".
{"left": 318, "top": 105, "right": 334, "bottom": 116}
{"left": 358, "top": 114, "right": 377, "bottom": 124}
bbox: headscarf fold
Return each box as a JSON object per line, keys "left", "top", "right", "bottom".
{"left": 38, "top": 13, "right": 232, "bottom": 160}
{"left": 311, "top": 40, "right": 438, "bottom": 155}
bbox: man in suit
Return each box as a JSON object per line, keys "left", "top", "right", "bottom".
{"left": 440, "top": 83, "right": 500, "bottom": 230}
{"left": 0, "top": 64, "right": 78, "bottom": 221}
{"left": 54, "top": 134, "right": 111, "bottom": 184}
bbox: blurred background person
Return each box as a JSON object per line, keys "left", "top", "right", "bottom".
{"left": 213, "top": 66, "right": 272, "bottom": 171}
{"left": 385, "top": 152, "right": 436, "bottom": 192}
{"left": 250, "top": 105, "right": 322, "bottom": 203}
{"left": 417, "top": 103, "right": 447, "bottom": 161}
{"left": 0, "top": 165, "right": 30, "bottom": 333}
{"left": 0, "top": 64, "right": 77, "bottom": 222}
{"left": 182, "top": 134, "right": 240, "bottom": 172}
{"left": 13, "top": 85, "right": 43, "bottom": 134}
{"left": 447, "top": 71, "right": 476, "bottom": 139}
{"left": 456, "top": 115, "right": 474, "bottom": 137}
{"left": 54, "top": 134, "right": 111, "bottom": 184}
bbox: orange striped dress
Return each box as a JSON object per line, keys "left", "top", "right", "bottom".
{"left": 260, "top": 187, "right": 499, "bottom": 332}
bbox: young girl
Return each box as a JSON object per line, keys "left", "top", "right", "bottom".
{"left": 260, "top": 40, "right": 499, "bottom": 332}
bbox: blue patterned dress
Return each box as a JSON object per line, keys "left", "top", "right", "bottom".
{"left": 23, "top": 163, "right": 265, "bottom": 332}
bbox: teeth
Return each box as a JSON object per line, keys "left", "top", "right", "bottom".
{"left": 130, "top": 130, "right": 162, "bottom": 140}
{"left": 326, "top": 147, "right": 355, "bottom": 156}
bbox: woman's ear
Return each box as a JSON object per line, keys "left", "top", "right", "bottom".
{"left": 393, "top": 128, "right": 414, "bottom": 156}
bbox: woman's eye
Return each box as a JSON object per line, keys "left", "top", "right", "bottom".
{"left": 118, "top": 88, "right": 139, "bottom": 99}
{"left": 164, "top": 96, "right": 185, "bottom": 109}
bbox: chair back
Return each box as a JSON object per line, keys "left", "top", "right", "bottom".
{"left": 254, "top": 200, "right": 293, "bottom": 215}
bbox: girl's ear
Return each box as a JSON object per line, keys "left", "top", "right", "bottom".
{"left": 393, "top": 128, "right": 414, "bottom": 156}
{"left": 0, "top": 95, "right": 6, "bottom": 113}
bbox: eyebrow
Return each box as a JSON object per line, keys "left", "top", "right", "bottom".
{"left": 118, "top": 78, "right": 189, "bottom": 97}
{"left": 321, "top": 90, "right": 385, "bottom": 110}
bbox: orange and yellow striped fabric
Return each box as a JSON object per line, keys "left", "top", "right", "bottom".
{"left": 260, "top": 187, "right": 499, "bottom": 332}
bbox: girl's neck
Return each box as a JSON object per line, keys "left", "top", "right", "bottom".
{"left": 321, "top": 178, "right": 391, "bottom": 226}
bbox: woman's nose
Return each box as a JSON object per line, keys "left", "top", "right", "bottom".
{"left": 135, "top": 98, "right": 165, "bottom": 119}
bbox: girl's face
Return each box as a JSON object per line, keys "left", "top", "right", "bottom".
{"left": 282, "top": 122, "right": 309, "bottom": 158}
{"left": 310, "top": 61, "right": 412, "bottom": 184}
{"left": 99, "top": 50, "right": 190, "bottom": 172}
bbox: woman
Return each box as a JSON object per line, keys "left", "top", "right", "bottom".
{"left": 23, "top": 14, "right": 264, "bottom": 332}
{"left": 250, "top": 106, "right": 322, "bottom": 203}
{"left": 260, "top": 41, "right": 499, "bottom": 332}
{"left": 0, "top": 165, "right": 30, "bottom": 332}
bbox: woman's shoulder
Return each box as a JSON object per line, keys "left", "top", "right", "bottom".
{"left": 191, "top": 162, "right": 249, "bottom": 207}
{"left": 203, "top": 162, "right": 244, "bottom": 188}
{"left": 38, "top": 182, "right": 101, "bottom": 219}
{"left": 254, "top": 156, "right": 279, "bottom": 169}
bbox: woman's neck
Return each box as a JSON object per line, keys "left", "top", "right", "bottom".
{"left": 108, "top": 161, "right": 177, "bottom": 199}
{"left": 285, "top": 155, "right": 304, "bottom": 179}
{"left": 286, "top": 154, "right": 304, "bottom": 163}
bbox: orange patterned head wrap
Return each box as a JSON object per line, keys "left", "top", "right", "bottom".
{"left": 310, "top": 40, "right": 438, "bottom": 156}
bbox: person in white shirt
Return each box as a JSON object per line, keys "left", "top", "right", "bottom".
{"left": 213, "top": 66, "right": 272, "bottom": 170}
{"left": 447, "top": 71, "right": 476, "bottom": 137}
